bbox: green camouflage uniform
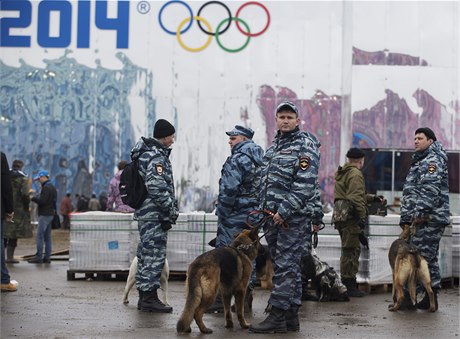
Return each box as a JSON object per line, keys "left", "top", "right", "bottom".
{"left": 332, "top": 163, "right": 367, "bottom": 280}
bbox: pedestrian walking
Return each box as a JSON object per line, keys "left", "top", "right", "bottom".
{"left": 106, "top": 160, "right": 134, "bottom": 213}
{"left": 59, "top": 192, "right": 73, "bottom": 229}
{"left": 28, "top": 170, "right": 57, "bottom": 264}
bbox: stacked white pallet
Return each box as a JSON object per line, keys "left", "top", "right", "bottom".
{"left": 165, "top": 213, "right": 189, "bottom": 272}
{"left": 69, "top": 211, "right": 137, "bottom": 271}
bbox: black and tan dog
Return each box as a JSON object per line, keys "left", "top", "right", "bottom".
{"left": 388, "top": 238, "right": 436, "bottom": 312}
{"left": 208, "top": 238, "right": 274, "bottom": 291}
{"left": 176, "top": 228, "right": 260, "bottom": 334}
{"left": 301, "top": 252, "right": 349, "bottom": 302}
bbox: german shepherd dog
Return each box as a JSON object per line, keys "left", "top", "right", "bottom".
{"left": 388, "top": 239, "right": 435, "bottom": 312}
{"left": 208, "top": 238, "right": 274, "bottom": 291}
{"left": 255, "top": 244, "right": 274, "bottom": 290}
{"left": 176, "top": 228, "right": 260, "bottom": 334}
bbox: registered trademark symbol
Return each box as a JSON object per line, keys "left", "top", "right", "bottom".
{"left": 137, "top": 1, "right": 151, "bottom": 14}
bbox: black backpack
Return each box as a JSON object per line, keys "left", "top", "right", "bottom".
{"left": 119, "top": 152, "right": 148, "bottom": 209}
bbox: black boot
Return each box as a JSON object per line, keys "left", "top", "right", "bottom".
{"left": 140, "top": 289, "right": 172, "bottom": 313}
{"left": 416, "top": 287, "right": 439, "bottom": 311}
{"left": 206, "top": 293, "right": 224, "bottom": 313}
{"left": 231, "top": 289, "right": 253, "bottom": 313}
{"left": 343, "top": 278, "right": 366, "bottom": 297}
{"left": 392, "top": 290, "right": 416, "bottom": 310}
{"left": 137, "top": 290, "right": 143, "bottom": 310}
{"left": 248, "top": 305, "right": 287, "bottom": 333}
{"left": 6, "top": 246, "right": 19, "bottom": 264}
{"left": 285, "top": 304, "right": 300, "bottom": 332}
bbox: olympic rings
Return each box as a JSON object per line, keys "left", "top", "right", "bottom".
{"left": 215, "top": 18, "right": 250, "bottom": 53}
{"left": 158, "top": 1, "right": 270, "bottom": 52}
{"left": 158, "top": 0, "right": 193, "bottom": 35}
{"left": 197, "top": 1, "right": 231, "bottom": 36}
{"left": 177, "top": 16, "right": 213, "bottom": 53}
{"left": 235, "top": 1, "right": 271, "bottom": 37}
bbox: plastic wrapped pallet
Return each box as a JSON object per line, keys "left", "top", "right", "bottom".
{"left": 69, "top": 211, "right": 137, "bottom": 271}
{"left": 451, "top": 216, "right": 460, "bottom": 278}
{"left": 166, "top": 212, "right": 218, "bottom": 272}
{"left": 165, "top": 213, "right": 190, "bottom": 272}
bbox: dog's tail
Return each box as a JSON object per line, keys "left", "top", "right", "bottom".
{"left": 176, "top": 273, "right": 204, "bottom": 333}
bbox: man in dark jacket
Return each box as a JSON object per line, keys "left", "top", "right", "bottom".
{"left": 1, "top": 152, "right": 18, "bottom": 292}
{"left": 29, "top": 170, "right": 57, "bottom": 264}
{"left": 5, "top": 159, "right": 33, "bottom": 263}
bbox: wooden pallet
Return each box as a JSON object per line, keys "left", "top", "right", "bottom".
{"left": 358, "top": 283, "right": 392, "bottom": 294}
{"left": 67, "top": 269, "right": 128, "bottom": 281}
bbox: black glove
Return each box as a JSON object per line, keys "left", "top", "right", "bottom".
{"left": 358, "top": 218, "right": 368, "bottom": 230}
{"left": 359, "top": 232, "right": 369, "bottom": 249}
{"left": 161, "top": 221, "right": 172, "bottom": 231}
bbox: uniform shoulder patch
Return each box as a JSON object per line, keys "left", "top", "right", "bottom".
{"left": 156, "top": 163, "right": 164, "bottom": 175}
{"left": 427, "top": 163, "right": 436, "bottom": 173}
{"left": 299, "top": 157, "right": 310, "bottom": 170}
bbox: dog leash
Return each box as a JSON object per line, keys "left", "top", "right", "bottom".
{"left": 246, "top": 209, "right": 289, "bottom": 231}
{"left": 312, "top": 222, "right": 326, "bottom": 249}
{"left": 245, "top": 209, "right": 290, "bottom": 247}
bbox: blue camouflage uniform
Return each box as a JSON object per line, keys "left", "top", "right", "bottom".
{"left": 259, "top": 126, "right": 321, "bottom": 310}
{"left": 400, "top": 141, "right": 450, "bottom": 290}
{"left": 131, "top": 137, "right": 178, "bottom": 292}
{"left": 215, "top": 139, "right": 264, "bottom": 290}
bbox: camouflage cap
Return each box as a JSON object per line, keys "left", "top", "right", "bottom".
{"left": 276, "top": 101, "right": 299, "bottom": 116}
{"left": 225, "top": 125, "right": 254, "bottom": 139}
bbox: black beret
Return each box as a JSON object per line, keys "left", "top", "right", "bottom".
{"left": 415, "top": 127, "right": 437, "bottom": 141}
{"left": 346, "top": 147, "right": 365, "bottom": 159}
{"left": 154, "top": 119, "right": 175, "bottom": 139}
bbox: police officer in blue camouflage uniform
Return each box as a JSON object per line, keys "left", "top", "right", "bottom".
{"left": 249, "top": 101, "right": 321, "bottom": 334}
{"left": 131, "top": 119, "right": 178, "bottom": 313}
{"left": 399, "top": 127, "right": 450, "bottom": 311}
{"left": 207, "top": 125, "right": 264, "bottom": 313}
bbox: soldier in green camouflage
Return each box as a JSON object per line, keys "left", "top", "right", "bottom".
{"left": 399, "top": 127, "right": 450, "bottom": 311}
{"left": 333, "top": 148, "right": 380, "bottom": 297}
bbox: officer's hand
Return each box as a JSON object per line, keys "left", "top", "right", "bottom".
{"left": 6, "top": 212, "right": 14, "bottom": 223}
{"left": 373, "top": 195, "right": 382, "bottom": 202}
{"left": 170, "top": 207, "right": 179, "bottom": 224}
{"left": 312, "top": 222, "right": 322, "bottom": 232}
{"left": 413, "top": 216, "right": 426, "bottom": 225}
{"left": 161, "top": 221, "right": 172, "bottom": 231}
{"left": 359, "top": 232, "right": 369, "bottom": 249}
{"left": 358, "top": 218, "right": 368, "bottom": 230}
{"left": 273, "top": 212, "right": 285, "bottom": 226}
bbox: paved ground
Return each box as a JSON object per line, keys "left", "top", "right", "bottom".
{"left": 1, "top": 230, "right": 459, "bottom": 338}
